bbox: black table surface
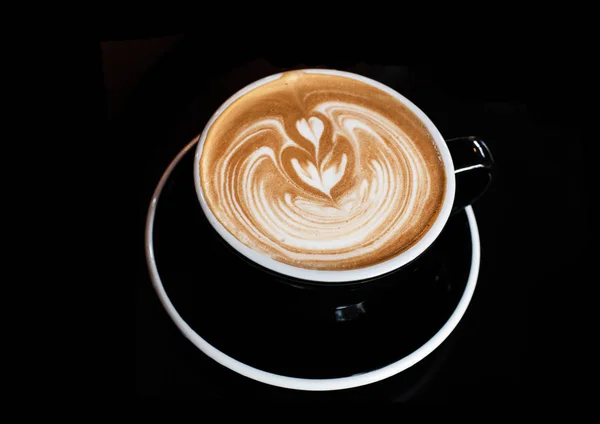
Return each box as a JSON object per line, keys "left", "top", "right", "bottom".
{"left": 123, "top": 36, "right": 592, "bottom": 401}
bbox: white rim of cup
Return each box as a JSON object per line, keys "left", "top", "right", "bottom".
{"left": 193, "top": 69, "right": 456, "bottom": 283}
{"left": 146, "top": 138, "right": 480, "bottom": 391}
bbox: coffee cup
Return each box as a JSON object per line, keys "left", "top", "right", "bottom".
{"left": 193, "top": 69, "right": 494, "bottom": 285}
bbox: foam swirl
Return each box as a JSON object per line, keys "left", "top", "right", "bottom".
{"left": 200, "top": 72, "right": 445, "bottom": 270}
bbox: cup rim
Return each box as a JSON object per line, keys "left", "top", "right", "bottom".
{"left": 193, "top": 68, "right": 456, "bottom": 283}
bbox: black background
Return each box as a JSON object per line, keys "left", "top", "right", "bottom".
{"left": 116, "top": 32, "right": 593, "bottom": 401}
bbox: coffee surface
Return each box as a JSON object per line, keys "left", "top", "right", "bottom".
{"left": 200, "top": 71, "right": 446, "bottom": 270}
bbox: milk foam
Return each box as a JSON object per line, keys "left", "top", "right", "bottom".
{"left": 200, "top": 72, "right": 446, "bottom": 270}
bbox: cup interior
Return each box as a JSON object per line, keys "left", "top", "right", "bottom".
{"left": 193, "top": 69, "right": 456, "bottom": 283}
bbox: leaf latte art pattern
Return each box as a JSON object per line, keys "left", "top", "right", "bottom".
{"left": 200, "top": 72, "right": 446, "bottom": 270}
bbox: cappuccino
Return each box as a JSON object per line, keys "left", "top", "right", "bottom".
{"left": 199, "top": 71, "right": 446, "bottom": 271}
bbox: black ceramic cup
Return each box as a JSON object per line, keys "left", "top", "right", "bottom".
{"left": 146, "top": 68, "right": 495, "bottom": 391}
{"left": 192, "top": 69, "right": 494, "bottom": 288}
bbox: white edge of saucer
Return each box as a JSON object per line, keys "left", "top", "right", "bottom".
{"left": 145, "top": 138, "right": 481, "bottom": 392}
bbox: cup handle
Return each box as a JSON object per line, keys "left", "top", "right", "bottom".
{"left": 447, "top": 136, "right": 495, "bottom": 215}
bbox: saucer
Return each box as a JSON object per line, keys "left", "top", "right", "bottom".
{"left": 145, "top": 138, "right": 481, "bottom": 391}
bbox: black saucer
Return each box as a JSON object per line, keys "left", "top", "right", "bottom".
{"left": 145, "top": 139, "right": 480, "bottom": 391}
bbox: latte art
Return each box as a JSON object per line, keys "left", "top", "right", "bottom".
{"left": 200, "top": 71, "right": 446, "bottom": 270}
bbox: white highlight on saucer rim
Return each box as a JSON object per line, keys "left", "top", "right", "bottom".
{"left": 146, "top": 139, "right": 478, "bottom": 391}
